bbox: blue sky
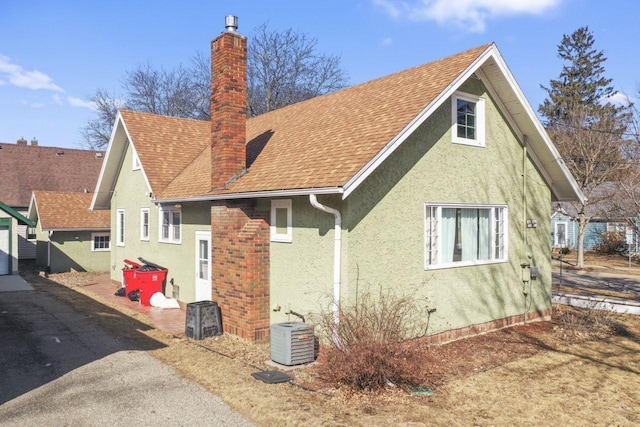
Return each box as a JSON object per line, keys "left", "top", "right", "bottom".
{"left": 1, "top": 0, "right": 638, "bottom": 149}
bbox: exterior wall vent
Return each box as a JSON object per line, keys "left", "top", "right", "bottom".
{"left": 270, "top": 322, "right": 315, "bottom": 366}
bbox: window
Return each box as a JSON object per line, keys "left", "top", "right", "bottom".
{"left": 116, "top": 209, "right": 125, "bottom": 246}
{"left": 92, "top": 233, "right": 110, "bottom": 251}
{"left": 132, "top": 150, "right": 141, "bottom": 170}
{"left": 159, "top": 206, "right": 181, "bottom": 243}
{"left": 140, "top": 208, "right": 150, "bottom": 241}
{"left": 607, "top": 222, "right": 625, "bottom": 234}
{"left": 425, "top": 204, "right": 507, "bottom": 269}
{"left": 27, "top": 226, "right": 37, "bottom": 240}
{"left": 270, "top": 199, "right": 292, "bottom": 242}
{"left": 452, "top": 92, "right": 485, "bottom": 147}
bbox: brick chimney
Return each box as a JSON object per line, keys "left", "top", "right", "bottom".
{"left": 210, "top": 15, "right": 247, "bottom": 190}
{"left": 16, "top": 137, "right": 27, "bottom": 146}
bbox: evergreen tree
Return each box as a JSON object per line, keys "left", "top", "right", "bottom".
{"left": 539, "top": 26, "right": 630, "bottom": 268}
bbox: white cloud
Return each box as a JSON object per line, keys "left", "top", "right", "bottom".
{"left": 67, "top": 96, "right": 96, "bottom": 110}
{"left": 373, "top": 0, "right": 562, "bottom": 33}
{"left": 0, "top": 54, "right": 64, "bottom": 92}
{"left": 605, "top": 92, "right": 632, "bottom": 108}
{"left": 52, "top": 93, "right": 64, "bottom": 105}
{"left": 381, "top": 37, "right": 393, "bottom": 47}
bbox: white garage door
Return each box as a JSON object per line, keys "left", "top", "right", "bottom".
{"left": 0, "top": 226, "right": 9, "bottom": 275}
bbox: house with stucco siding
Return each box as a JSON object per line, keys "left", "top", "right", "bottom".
{"left": 28, "top": 191, "right": 110, "bottom": 273}
{"left": 91, "top": 17, "right": 584, "bottom": 341}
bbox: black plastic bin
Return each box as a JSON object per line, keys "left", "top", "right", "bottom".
{"left": 185, "top": 301, "right": 223, "bottom": 340}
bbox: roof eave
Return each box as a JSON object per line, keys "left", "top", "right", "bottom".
{"left": 155, "top": 186, "right": 344, "bottom": 204}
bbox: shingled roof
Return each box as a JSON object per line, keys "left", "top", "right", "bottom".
{"left": 92, "top": 43, "right": 584, "bottom": 208}
{"left": 29, "top": 191, "right": 109, "bottom": 230}
{"left": 0, "top": 143, "right": 104, "bottom": 208}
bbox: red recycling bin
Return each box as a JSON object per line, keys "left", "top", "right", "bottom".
{"left": 136, "top": 268, "right": 168, "bottom": 306}
{"left": 122, "top": 259, "right": 141, "bottom": 295}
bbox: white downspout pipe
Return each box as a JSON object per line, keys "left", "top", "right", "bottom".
{"left": 309, "top": 194, "right": 342, "bottom": 340}
{"left": 48, "top": 230, "right": 53, "bottom": 270}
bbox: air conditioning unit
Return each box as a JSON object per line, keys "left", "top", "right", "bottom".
{"left": 270, "top": 322, "right": 315, "bottom": 366}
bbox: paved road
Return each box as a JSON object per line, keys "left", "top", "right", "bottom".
{"left": 553, "top": 267, "right": 640, "bottom": 294}
{"left": 552, "top": 267, "right": 640, "bottom": 314}
{"left": 0, "top": 287, "right": 254, "bottom": 426}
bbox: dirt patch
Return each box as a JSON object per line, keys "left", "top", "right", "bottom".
{"left": 22, "top": 267, "right": 640, "bottom": 426}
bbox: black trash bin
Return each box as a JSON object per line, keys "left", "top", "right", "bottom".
{"left": 185, "top": 301, "right": 223, "bottom": 340}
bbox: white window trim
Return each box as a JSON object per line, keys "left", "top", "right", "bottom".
{"left": 116, "top": 209, "right": 125, "bottom": 247}
{"left": 91, "top": 232, "right": 111, "bottom": 252}
{"left": 159, "top": 206, "right": 182, "bottom": 244}
{"left": 140, "top": 208, "right": 150, "bottom": 241}
{"left": 132, "top": 149, "right": 141, "bottom": 170}
{"left": 424, "top": 203, "right": 508, "bottom": 270}
{"left": 270, "top": 199, "right": 292, "bottom": 243}
{"left": 452, "top": 91, "right": 485, "bottom": 147}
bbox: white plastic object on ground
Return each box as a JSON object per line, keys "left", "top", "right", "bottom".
{"left": 150, "top": 292, "right": 180, "bottom": 309}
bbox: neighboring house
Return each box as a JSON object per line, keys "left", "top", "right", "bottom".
{"left": 0, "top": 139, "right": 104, "bottom": 260}
{"left": 0, "top": 201, "right": 35, "bottom": 275}
{"left": 551, "top": 211, "right": 578, "bottom": 249}
{"left": 551, "top": 211, "right": 636, "bottom": 252}
{"left": 28, "top": 191, "right": 110, "bottom": 273}
{"left": 92, "top": 18, "right": 583, "bottom": 341}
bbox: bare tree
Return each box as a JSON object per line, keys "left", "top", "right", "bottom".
{"left": 81, "top": 89, "right": 124, "bottom": 149}
{"left": 247, "top": 23, "right": 349, "bottom": 116}
{"left": 540, "top": 27, "right": 631, "bottom": 267}
{"left": 549, "top": 105, "right": 631, "bottom": 264}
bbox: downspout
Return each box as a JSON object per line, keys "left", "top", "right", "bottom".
{"left": 522, "top": 135, "right": 531, "bottom": 323}
{"left": 48, "top": 230, "right": 54, "bottom": 271}
{"left": 309, "top": 194, "right": 342, "bottom": 341}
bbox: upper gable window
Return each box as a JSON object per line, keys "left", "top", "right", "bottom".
{"left": 132, "top": 151, "right": 141, "bottom": 170}
{"left": 452, "top": 92, "right": 485, "bottom": 147}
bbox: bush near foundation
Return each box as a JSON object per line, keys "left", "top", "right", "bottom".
{"left": 314, "top": 289, "right": 431, "bottom": 392}
{"left": 595, "top": 231, "right": 626, "bottom": 255}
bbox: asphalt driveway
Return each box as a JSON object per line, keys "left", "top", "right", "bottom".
{"left": 0, "top": 279, "right": 253, "bottom": 426}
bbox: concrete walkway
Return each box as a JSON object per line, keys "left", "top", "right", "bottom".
{"left": 0, "top": 275, "right": 33, "bottom": 292}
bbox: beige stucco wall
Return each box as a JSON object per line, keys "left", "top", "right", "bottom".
{"left": 109, "top": 141, "right": 210, "bottom": 303}
{"left": 33, "top": 221, "right": 110, "bottom": 273}
{"left": 269, "top": 77, "right": 553, "bottom": 334}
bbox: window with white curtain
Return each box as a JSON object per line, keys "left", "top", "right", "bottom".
{"left": 425, "top": 204, "right": 507, "bottom": 269}
{"left": 159, "top": 206, "right": 181, "bottom": 244}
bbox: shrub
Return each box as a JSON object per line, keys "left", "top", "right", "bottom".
{"left": 560, "top": 246, "right": 571, "bottom": 255}
{"left": 313, "top": 289, "right": 432, "bottom": 392}
{"left": 553, "top": 303, "right": 626, "bottom": 341}
{"left": 595, "top": 231, "right": 626, "bottom": 254}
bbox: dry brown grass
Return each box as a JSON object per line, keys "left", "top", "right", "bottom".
{"left": 23, "top": 267, "right": 640, "bottom": 426}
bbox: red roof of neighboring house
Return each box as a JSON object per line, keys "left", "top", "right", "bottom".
{"left": 0, "top": 142, "right": 104, "bottom": 208}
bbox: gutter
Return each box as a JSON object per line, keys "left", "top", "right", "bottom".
{"left": 155, "top": 187, "right": 343, "bottom": 205}
{"left": 309, "top": 194, "right": 342, "bottom": 341}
